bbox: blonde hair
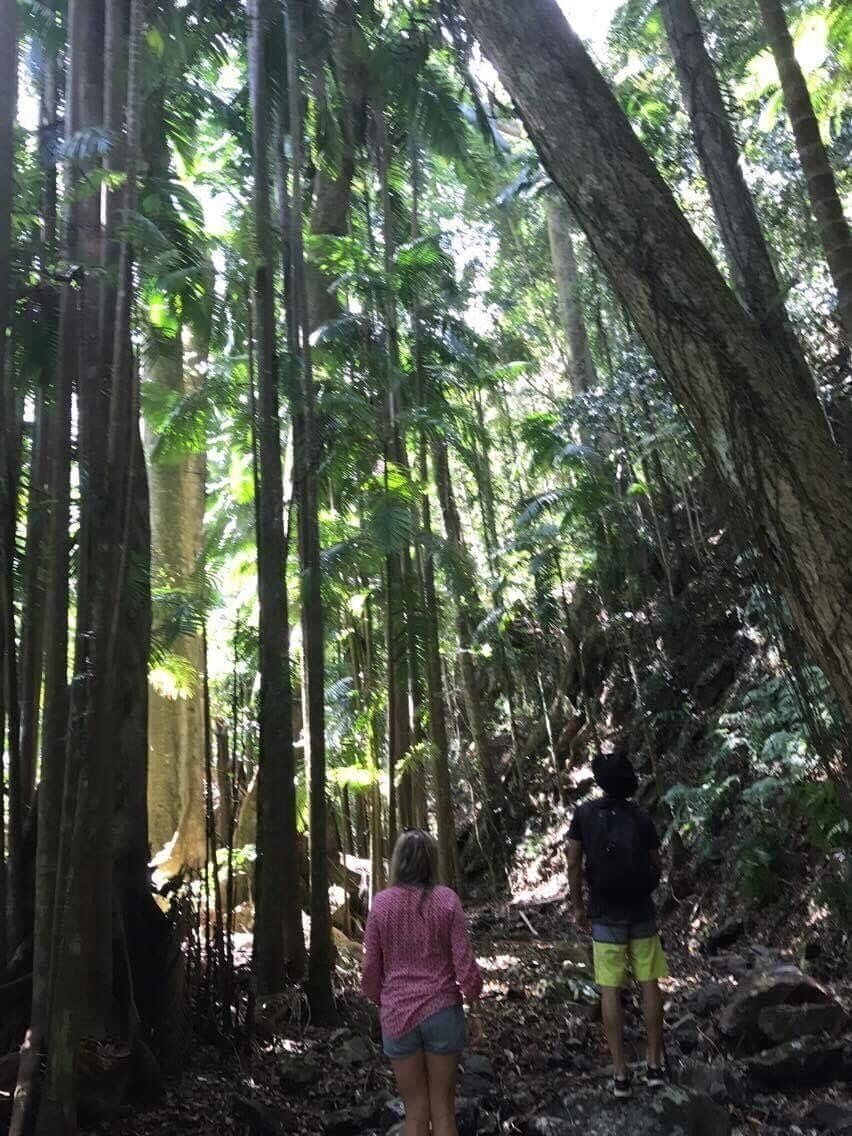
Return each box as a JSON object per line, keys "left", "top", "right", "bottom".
{"left": 390, "top": 828, "right": 439, "bottom": 889}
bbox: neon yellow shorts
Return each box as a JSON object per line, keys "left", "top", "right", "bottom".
{"left": 592, "top": 933, "right": 668, "bottom": 987}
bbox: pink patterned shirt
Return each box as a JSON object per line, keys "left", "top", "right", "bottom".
{"left": 361, "top": 884, "right": 483, "bottom": 1039}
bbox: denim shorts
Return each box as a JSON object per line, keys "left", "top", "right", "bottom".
{"left": 383, "top": 1004, "right": 467, "bottom": 1059}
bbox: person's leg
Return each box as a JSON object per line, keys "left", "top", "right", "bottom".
{"left": 390, "top": 1052, "right": 431, "bottom": 1136}
{"left": 592, "top": 933, "right": 629, "bottom": 1083}
{"left": 641, "top": 980, "right": 665, "bottom": 1068}
{"left": 425, "top": 1053, "right": 460, "bottom": 1136}
{"left": 599, "top": 986, "right": 628, "bottom": 1078}
{"left": 420, "top": 1005, "right": 466, "bottom": 1136}
{"left": 629, "top": 932, "right": 669, "bottom": 1074}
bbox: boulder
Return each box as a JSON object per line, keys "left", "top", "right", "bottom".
{"left": 324, "top": 1103, "right": 381, "bottom": 1136}
{"left": 708, "top": 954, "right": 750, "bottom": 978}
{"left": 679, "top": 1060, "right": 746, "bottom": 1106}
{"left": 719, "top": 966, "right": 832, "bottom": 1046}
{"left": 805, "top": 1102, "right": 852, "bottom": 1131}
{"left": 652, "top": 1086, "right": 731, "bottom": 1136}
{"left": 686, "top": 982, "right": 726, "bottom": 1017}
{"left": 672, "top": 1013, "right": 700, "bottom": 1054}
{"left": 758, "top": 1002, "right": 847, "bottom": 1045}
{"left": 233, "top": 1096, "right": 293, "bottom": 1136}
{"left": 278, "top": 1053, "right": 322, "bottom": 1090}
{"left": 456, "top": 1097, "right": 480, "bottom": 1136}
{"left": 703, "top": 918, "right": 745, "bottom": 955}
{"left": 528, "top": 1119, "right": 573, "bottom": 1136}
{"left": 464, "top": 1053, "right": 495, "bottom": 1079}
{"left": 746, "top": 1036, "right": 845, "bottom": 1088}
{"left": 336, "top": 1034, "right": 375, "bottom": 1067}
{"left": 458, "top": 1070, "right": 497, "bottom": 1104}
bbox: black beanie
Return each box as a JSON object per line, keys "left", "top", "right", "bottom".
{"left": 592, "top": 750, "right": 638, "bottom": 799}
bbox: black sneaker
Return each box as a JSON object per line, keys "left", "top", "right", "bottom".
{"left": 613, "top": 1073, "right": 633, "bottom": 1099}
{"left": 646, "top": 1065, "right": 666, "bottom": 1088}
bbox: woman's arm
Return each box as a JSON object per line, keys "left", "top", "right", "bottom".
{"left": 450, "top": 896, "right": 483, "bottom": 1005}
{"left": 360, "top": 909, "right": 384, "bottom": 1004}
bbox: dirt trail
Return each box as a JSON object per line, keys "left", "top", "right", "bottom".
{"left": 91, "top": 908, "right": 852, "bottom": 1136}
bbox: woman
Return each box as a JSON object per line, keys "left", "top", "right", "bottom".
{"left": 361, "top": 829, "right": 483, "bottom": 1136}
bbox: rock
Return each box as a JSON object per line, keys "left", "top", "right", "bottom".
{"left": 456, "top": 1097, "right": 480, "bottom": 1136}
{"left": 686, "top": 982, "right": 726, "bottom": 1017}
{"left": 719, "top": 966, "right": 833, "bottom": 1046}
{"left": 458, "top": 1070, "right": 497, "bottom": 1103}
{"left": 528, "top": 1119, "right": 573, "bottom": 1136}
{"left": 478, "top": 1112, "right": 499, "bottom": 1135}
{"left": 758, "top": 1002, "right": 847, "bottom": 1044}
{"left": 703, "top": 918, "right": 745, "bottom": 955}
{"left": 551, "top": 940, "right": 594, "bottom": 968}
{"left": 672, "top": 1013, "right": 700, "bottom": 1054}
{"left": 746, "top": 1035, "right": 845, "bottom": 1088}
{"left": 254, "top": 991, "right": 306, "bottom": 1039}
{"left": 464, "top": 1053, "right": 495, "bottom": 1079}
{"left": 336, "top": 1034, "right": 375, "bottom": 1066}
{"left": 708, "top": 954, "right": 750, "bottom": 978}
{"left": 805, "top": 1102, "right": 852, "bottom": 1131}
{"left": 679, "top": 1060, "right": 746, "bottom": 1106}
{"left": 652, "top": 1086, "right": 731, "bottom": 1136}
{"left": 233, "top": 1096, "right": 293, "bottom": 1136}
{"left": 324, "top": 1103, "right": 381, "bottom": 1136}
{"left": 278, "top": 1053, "right": 322, "bottom": 1090}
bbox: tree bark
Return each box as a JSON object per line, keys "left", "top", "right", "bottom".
{"left": 305, "top": 0, "right": 364, "bottom": 330}
{"left": 18, "top": 389, "right": 50, "bottom": 811}
{"left": 660, "top": 0, "right": 809, "bottom": 380}
{"left": 757, "top": 0, "right": 852, "bottom": 340}
{"left": 247, "top": 0, "right": 306, "bottom": 991}
{"left": 431, "top": 439, "right": 502, "bottom": 813}
{"left": 145, "top": 333, "right": 208, "bottom": 873}
{"left": 0, "top": 0, "right": 19, "bottom": 958}
{"left": 545, "top": 195, "right": 598, "bottom": 397}
{"left": 457, "top": 0, "right": 852, "bottom": 768}
{"left": 285, "top": 0, "right": 334, "bottom": 1020}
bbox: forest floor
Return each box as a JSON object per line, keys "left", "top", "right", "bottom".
{"left": 91, "top": 893, "right": 852, "bottom": 1136}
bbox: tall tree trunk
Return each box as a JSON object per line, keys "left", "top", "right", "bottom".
{"left": 247, "top": 0, "right": 306, "bottom": 990}
{"left": 305, "top": 0, "right": 363, "bottom": 329}
{"left": 0, "top": 0, "right": 15, "bottom": 381}
{"left": 376, "top": 108, "right": 409, "bottom": 853}
{"left": 31, "top": 62, "right": 72, "bottom": 1050}
{"left": 18, "top": 391, "right": 50, "bottom": 811}
{"left": 0, "top": 0, "right": 19, "bottom": 958}
{"left": 545, "top": 195, "right": 598, "bottom": 397}
{"left": 660, "top": 0, "right": 810, "bottom": 382}
{"left": 36, "top": 0, "right": 117, "bottom": 1127}
{"left": 408, "top": 214, "right": 457, "bottom": 881}
{"left": 757, "top": 0, "right": 852, "bottom": 340}
{"left": 431, "top": 439, "right": 502, "bottom": 815}
{"left": 457, "top": 0, "right": 852, "bottom": 775}
{"left": 145, "top": 333, "right": 208, "bottom": 873}
{"left": 285, "top": 0, "right": 335, "bottom": 1021}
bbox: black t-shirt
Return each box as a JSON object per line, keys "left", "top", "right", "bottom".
{"left": 568, "top": 796, "right": 660, "bottom": 922}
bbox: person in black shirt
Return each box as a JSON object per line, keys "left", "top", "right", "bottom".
{"left": 567, "top": 750, "right": 668, "bottom": 1098}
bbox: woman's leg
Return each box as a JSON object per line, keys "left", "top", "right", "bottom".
{"left": 390, "top": 1052, "right": 430, "bottom": 1136}
{"left": 425, "top": 1053, "right": 460, "bottom": 1136}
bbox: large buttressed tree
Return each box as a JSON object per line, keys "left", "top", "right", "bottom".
{"left": 457, "top": 0, "right": 852, "bottom": 771}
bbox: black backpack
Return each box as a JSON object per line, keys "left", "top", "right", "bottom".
{"left": 584, "top": 799, "right": 658, "bottom": 903}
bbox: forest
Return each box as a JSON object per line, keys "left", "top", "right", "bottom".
{"left": 0, "top": 0, "right": 850, "bottom": 1132}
